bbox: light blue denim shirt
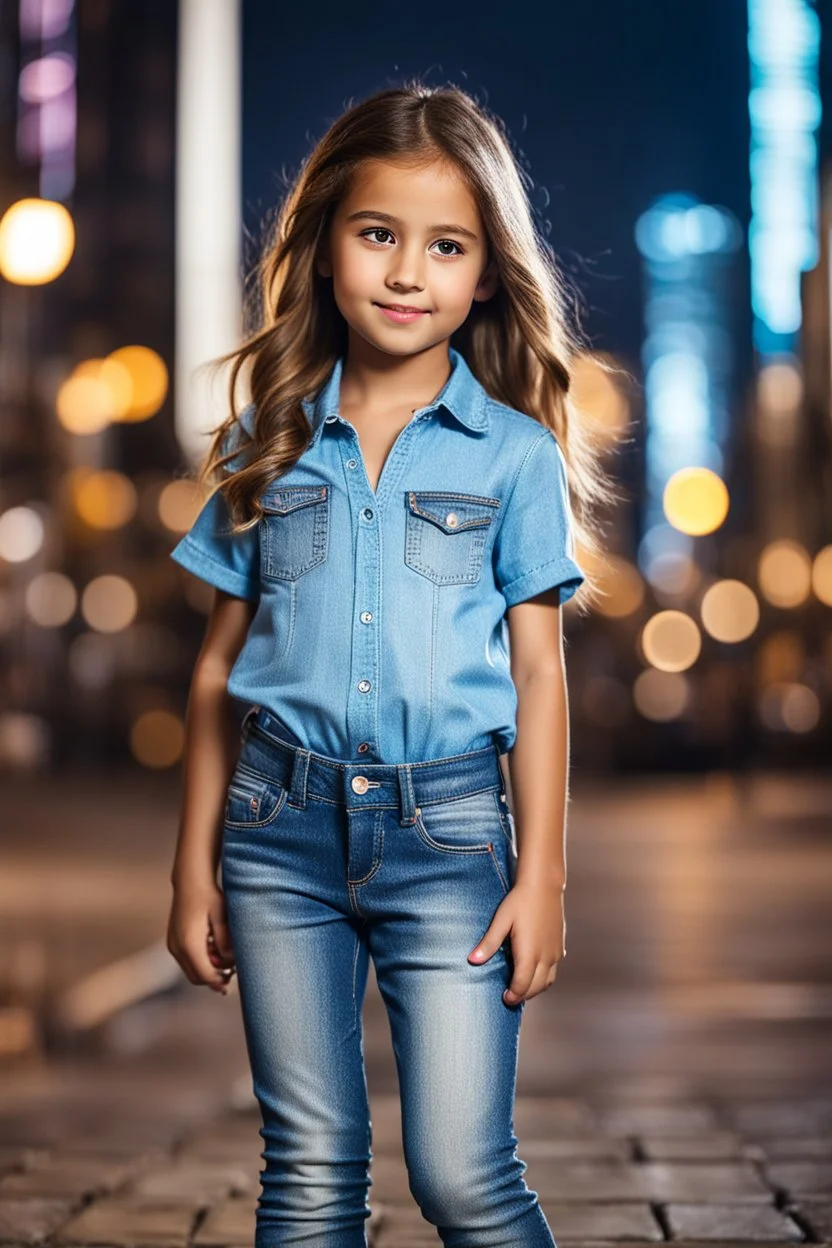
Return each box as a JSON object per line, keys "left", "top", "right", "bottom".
{"left": 170, "top": 346, "right": 585, "bottom": 763}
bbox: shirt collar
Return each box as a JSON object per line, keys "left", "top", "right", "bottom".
{"left": 301, "top": 346, "right": 490, "bottom": 448}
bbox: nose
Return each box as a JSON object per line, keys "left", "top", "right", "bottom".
{"left": 385, "top": 242, "right": 426, "bottom": 292}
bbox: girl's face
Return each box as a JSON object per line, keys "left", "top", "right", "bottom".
{"left": 317, "top": 156, "right": 499, "bottom": 357}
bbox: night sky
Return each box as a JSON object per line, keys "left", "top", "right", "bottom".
{"left": 243, "top": 1, "right": 825, "bottom": 388}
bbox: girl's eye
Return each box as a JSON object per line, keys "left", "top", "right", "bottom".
{"left": 359, "top": 229, "right": 463, "bottom": 257}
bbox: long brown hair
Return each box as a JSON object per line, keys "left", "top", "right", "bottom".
{"left": 196, "top": 80, "right": 621, "bottom": 612}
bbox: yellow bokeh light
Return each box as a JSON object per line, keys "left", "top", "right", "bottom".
{"left": 591, "top": 554, "right": 646, "bottom": 618}
{"left": 700, "top": 579, "right": 760, "bottom": 643}
{"left": 663, "top": 467, "right": 730, "bottom": 536}
{"left": 73, "top": 470, "right": 137, "bottom": 530}
{"left": 130, "top": 709, "right": 185, "bottom": 768}
{"left": 107, "top": 345, "right": 168, "bottom": 421}
{"left": 81, "top": 575, "right": 138, "bottom": 633}
{"left": 158, "top": 479, "right": 203, "bottom": 533}
{"left": 0, "top": 505, "right": 44, "bottom": 562}
{"left": 0, "top": 197, "right": 75, "bottom": 284}
{"left": 56, "top": 374, "right": 114, "bottom": 434}
{"left": 633, "top": 669, "right": 690, "bottom": 721}
{"left": 570, "top": 352, "right": 630, "bottom": 444}
{"left": 812, "top": 545, "right": 832, "bottom": 607}
{"left": 641, "top": 609, "right": 702, "bottom": 672}
{"left": 74, "top": 357, "right": 133, "bottom": 419}
{"left": 758, "top": 539, "right": 812, "bottom": 608}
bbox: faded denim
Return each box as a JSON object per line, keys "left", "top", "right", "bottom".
{"left": 220, "top": 707, "right": 558, "bottom": 1248}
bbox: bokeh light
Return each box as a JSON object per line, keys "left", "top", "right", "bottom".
{"left": 756, "top": 631, "right": 804, "bottom": 686}
{"left": 0, "top": 197, "right": 75, "bottom": 284}
{"left": 129, "top": 709, "right": 185, "bottom": 768}
{"left": 758, "top": 682, "right": 821, "bottom": 733}
{"left": 633, "top": 669, "right": 691, "bottom": 721}
{"left": 811, "top": 544, "right": 832, "bottom": 607}
{"left": 641, "top": 609, "right": 702, "bottom": 672}
{"left": 570, "top": 352, "right": 631, "bottom": 445}
{"left": 158, "top": 479, "right": 203, "bottom": 533}
{"left": 0, "top": 506, "right": 45, "bottom": 563}
{"left": 107, "top": 345, "right": 168, "bottom": 420}
{"left": 56, "top": 373, "right": 115, "bottom": 434}
{"left": 700, "top": 579, "right": 760, "bottom": 643}
{"left": 758, "top": 539, "right": 812, "bottom": 608}
{"left": 72, "top": 470, "right": 138, "bottom": 530}
{"left": 80, "top": 575, "right": 138, "bottom": 633}
{"left": 663, "top": 466, "right": 730, "bottom": 536}
{"left": 25, "top": 572, "right": 77, "bottom": 627}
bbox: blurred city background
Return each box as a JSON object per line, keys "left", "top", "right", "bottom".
{"left": 0, "top": 2, "right": 830, "bottom": 1244}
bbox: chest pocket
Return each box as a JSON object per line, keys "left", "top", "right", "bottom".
{"left": 405, "top": 490, "right": 500, "bottom": 586}
{"left": 260, "top": 485, "right": 329, "bottom": 581}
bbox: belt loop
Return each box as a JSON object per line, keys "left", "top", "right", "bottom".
{"left": 396, "top": 763, "right": 419, "bottom": 826}
{"left": 287, "top": 746, "right": 311, "bottom": 809}
{"left": 240, "top": 704, "right": 259, "bottom": 741}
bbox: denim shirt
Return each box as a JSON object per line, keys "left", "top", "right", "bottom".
{"left": 170, "top": 347, "right": 585, "bottom": 763}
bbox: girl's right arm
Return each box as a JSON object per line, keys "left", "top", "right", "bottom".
{"left": 166, "top": 588, "right": 258, "bottom": 994}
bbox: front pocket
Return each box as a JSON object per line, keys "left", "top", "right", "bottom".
{"left": 224, "top": 763, "right": 288, "bottom": 828}
{"left": 261, "top": 485, "right": 329, "bottom": 581}
{"left": 414, "top": 788, "right": 503, "bottom": 853}
{"left": 404, "top": 489, "right": 500, "bottom": 585}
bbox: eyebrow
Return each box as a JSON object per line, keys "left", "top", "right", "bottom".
{"left": 345, "top": 210, "right": 480, "bottom": 242}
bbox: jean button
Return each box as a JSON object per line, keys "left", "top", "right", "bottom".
{"left": 352, "top": 775, "right": 369, "bottom": 794}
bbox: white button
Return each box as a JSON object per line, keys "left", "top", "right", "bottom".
{"left": 445, "top": 512, "right": 459, "bottom": 527}
{"left": 347, "top": 458, "right": 358, "bottom": 469}
{"left": 360, "top": 611, "right": 373, "bottom": 623}
{"left": 352, "top": 775, "right": 369, "bottom": 794}
{"left": 325, "top": 414, "right": 337, "bottom": 423}
{"left": 358, "top": 679, "right": 371, "bottom": 693}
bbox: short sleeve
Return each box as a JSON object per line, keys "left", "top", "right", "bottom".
{"left": 169, "top": 404, "right": 260, "bottom": 602}
{"left": 493, "top": 430, "right": 585, "bottom": 608}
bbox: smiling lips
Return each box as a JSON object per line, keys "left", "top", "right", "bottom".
{"left": 375, "top": 302, "right": 429, "bottom": 323}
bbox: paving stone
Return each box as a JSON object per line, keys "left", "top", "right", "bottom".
{"left": 55, "top": 1196, "right": 199, "bottom": 1246}
{"left": 632, "top": 1162, "right": 773, "bottom": 1203}
{"left": 792, "top": 1200, "right": 832, "bottom": 1239}
{"left": 0, "top": 1156, "right": 133, "bottom": 1200}
{"left": 130, "top": 1161, "right": 253, "bottom": 1201}
{"left": 725, "top": 1101, "right": 832, "bottom": 1137}
{"left": 638, "top": 1135, "right": 745, "bottom": 1161}
{"left": 749, "top": 1137, "right": 832, "bottom": 1161}
{"left": 371, "top": 1201, "right": 439, "bottom": 1245}
{"left": 665, "top": 1202, "right": 803, "bottom": 1240}
{"left": 596, "top": 1105, "right": 721, "bottom": 1137}
{"left": 0, "top": 1197, "right": 75, "bottom": 1243}
{"left": 366, "top": 1154, "right": 413, "bottom": 1203}
{"left": 514, "top": 1097, "right": 597, "bottom": 1138}
{"left": 368, "top": 1095, "right": 405, "bottom": 1155}
{"left": 520, "top": 1161, "right": 645, "bottom": 1202}
{"left": 191, "top": 1197, "right": 255, "bottom": 1245}
{"left": 538, "top": 1201, "right": 662, "bottom": 1240}
{"left": 522, "top": 1137, "right": 632, "bottom": 1161}
{"left": 763, "top": 1161, "right": 832, "bottom": 1198}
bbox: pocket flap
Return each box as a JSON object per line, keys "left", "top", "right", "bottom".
{"left": 262, "top": 485, "right": 328, "bottom": 516}
{"left": 406, "top": 490, "right": 500, "bottom": 533}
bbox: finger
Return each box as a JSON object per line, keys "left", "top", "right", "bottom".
{"left": 209, "top": 906, "right": 236, "bottom": 963}
{"left": 503, "top": 957, "right": 540, "bottom": 1005}
{"left": 468, "top": 917, "right": 512, "bottom": 965}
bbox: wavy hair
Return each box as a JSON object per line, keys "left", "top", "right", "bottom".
{"left": 196, "top": 80, "right": 622, "bottom": 612}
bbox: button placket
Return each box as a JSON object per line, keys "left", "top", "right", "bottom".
{"left": 342, "top": 436, "right": 381, "bottom": 761}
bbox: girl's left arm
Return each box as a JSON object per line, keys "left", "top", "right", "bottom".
{"left": 468, "top": 584, "right": 570, "bottom": 1003}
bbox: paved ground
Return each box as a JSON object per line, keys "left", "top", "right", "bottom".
{"left": 0, "top": 767, "right": 830, "bottom": 1245}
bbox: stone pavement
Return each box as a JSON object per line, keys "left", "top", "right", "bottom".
{"left": 0, "top": 767, "right": 830, "bottom": 1245}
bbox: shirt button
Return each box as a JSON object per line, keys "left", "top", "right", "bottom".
{"left": 357, "top": 742, "right": 370, "bottom": 753}
{"left": 351, "top": 775, "right": 369, "bottom": 794}
{"left": 358, "top": 679, "right": 372, "bottom": 693}
{"left": 360, "top": 611, "right": 373, "bottom": 623}
{"left": 445, "top": 512, "right": 459, "bottom": 527}
{"left": 363, "top": 507, "right": 374, "bottom": 521}
{"left": 325, "top": 414, "right": 338, "bottom": 423}
{"left": 347, "top": 458, "right": 358, "bottom": 469}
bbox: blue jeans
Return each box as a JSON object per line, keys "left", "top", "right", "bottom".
{"left": 220, "top": 707, "right": 557, "bottom": 1248}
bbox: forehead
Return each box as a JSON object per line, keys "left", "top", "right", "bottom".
{"left": 338, "top": 157, "right": 481, "bottom": 225}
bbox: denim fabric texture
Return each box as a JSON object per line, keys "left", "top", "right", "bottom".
{"left": 170, "top": 346, "right": 585, "bottom": 763}
{"left": 220, "top": 707, "right": 558, "bottom": 1247}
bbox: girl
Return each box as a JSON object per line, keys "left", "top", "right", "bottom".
{"left": 167, "top": 82, "right": 612, "bottom": 1248}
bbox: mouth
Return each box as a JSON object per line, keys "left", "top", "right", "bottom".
{"left": 375, "top": 302, "right": 429, "bottom": 312}
{"left": 374, "top": 302, "right": 430, "bottom": 322}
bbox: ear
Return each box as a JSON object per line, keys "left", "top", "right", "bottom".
{"left": 472, "top": 256, "right": 500, "bottom": 303}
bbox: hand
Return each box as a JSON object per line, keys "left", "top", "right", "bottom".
{"left": 467, "top": 880, "right": 566, "bottom": 1006}
{"left": 167, "top": 877, "right": 237, "bottom": 995}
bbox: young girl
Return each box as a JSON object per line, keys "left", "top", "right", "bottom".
{"left": 167, "top": 82, "right": 610, "bottom": 1248}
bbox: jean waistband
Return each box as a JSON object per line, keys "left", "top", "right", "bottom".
{"left": 239, "top": 707, "right": 505, "bottom": 826}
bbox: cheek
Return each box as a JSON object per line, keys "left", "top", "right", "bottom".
{"left": 332, "top": 242, "right": 378, "bottom": 297}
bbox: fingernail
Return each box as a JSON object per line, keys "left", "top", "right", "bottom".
{"left": 471, "top": 948, "right": 485, "bottom": 961}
